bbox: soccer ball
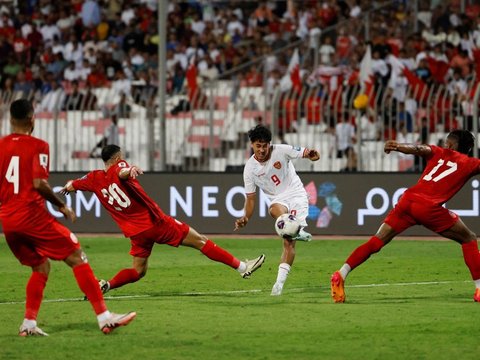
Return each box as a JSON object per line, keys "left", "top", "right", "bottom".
{"left": 275, "top": 213, "right": 301, "bottom": 238}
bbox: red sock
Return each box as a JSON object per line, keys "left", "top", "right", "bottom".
{"left": 109, "top": 269, "right": 141, "bottom": 290}
{"left": 346, "top": 236, "right": 384, "bottom": 270}
{"left": 462, "top": 241, "right": 480, "bottom": 280}
{"left": 73, "top": 263, "right": 107, "bottom": 315}
{"left": 201, "top": 240, "right": 240, "bottom": 269}
{"left": 25, "top": 272, "right": 48, "bottom": 320}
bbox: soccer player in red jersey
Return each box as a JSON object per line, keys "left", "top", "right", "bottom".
{"left": 60, "top": 145, "right": 265, "bottom": 294}
{"left": 0, "top": 99, "right": 136, "bottom": 336}
{"left": 331, "top": 130, "right": 480, "bottom": 303}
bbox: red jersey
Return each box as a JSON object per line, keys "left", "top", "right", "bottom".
{"left": 404, "top": 145, "right": 480, "bottom": 205}
{"left": 336, "top": 36, "right": 351, "bottom": 58}
{"left": 0, "top": 134, "right": 50, "bottom": 218}
{"left": 72, "top": 160, "right": 165, "bottom": 237}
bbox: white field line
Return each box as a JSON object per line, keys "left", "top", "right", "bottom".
{"left": 0, "top": 280, "right": 470, "bottom": 306}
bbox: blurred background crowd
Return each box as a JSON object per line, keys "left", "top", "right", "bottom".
{"left": 1, "top": 0, "right": 478, "bottom": 106}
{"left": 1, "top": 0, "right": 480, "bottom": 172}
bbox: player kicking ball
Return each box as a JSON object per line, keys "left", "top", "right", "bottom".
{"left": 234, "top": 125, "right": 320, "bottom": 296}
{"left": 331, "top": 130, "right": 480, "bottom": 303}
{"left": 60, "top": 145, "right": 265, "bottom": 296}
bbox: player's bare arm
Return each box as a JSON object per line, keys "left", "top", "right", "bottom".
{"left": 384, "top": 141, "right": 432, "bottom": 157}
{"left": 119, "top": 165, "right": 143, "bottom": 180}
{"left": 235, "top": 193, "right": 256, "bottom": 231}
{"left": 304, "top": 148, "right": 320, "bottom": 161}
{"left": 34, "top": 178, "right": 76, "bottom": 222}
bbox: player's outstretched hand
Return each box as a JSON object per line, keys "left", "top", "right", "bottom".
{"left": 129, "top": 166, "right": 143, "bottom": 179}
{"left": 234, "top": 216, "right": 248, "bottom": 231}
{"left": 59, "top": 205, "right": 76, "bottom": 223}
{"left": 307, "top": 149, "right": 320, "bottom": 161}
{"left": 384, "top": 140, "right": 399, "bottom": 154}
{"left": 58, "top": 186, "right": 69, "bottom": 195}
{"left": 58, "top": 181, "right": 74, "bottom": 195}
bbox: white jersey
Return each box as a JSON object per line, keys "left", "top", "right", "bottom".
{"left": 243, "top": 144, "right": 308, "bottom": 200}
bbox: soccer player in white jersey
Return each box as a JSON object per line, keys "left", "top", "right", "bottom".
{"left": 235, "top": 125, "right": 320, "bottom": 295}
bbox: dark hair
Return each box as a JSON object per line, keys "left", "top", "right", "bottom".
{"left": 101, "top": 144, "right": 121, "bottom": 162}
{"left": 447, "top": 130, "right": 475, "bottom": 155}
{"left": 248, "top": 125, "right": 271, "bottom": 143}
{"left": 10, "top": 99, "right": 33, "bottom": 123}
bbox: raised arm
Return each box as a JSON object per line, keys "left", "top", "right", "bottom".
{"left": 119, "top": 165, "right": 143, "bottom": 180}
{"left": 384, "top": 140, "right": 432, "bottom": 157}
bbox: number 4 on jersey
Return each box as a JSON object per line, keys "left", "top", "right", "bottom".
{"left": 5, "top": 156, "right": 19, "bottom": 194}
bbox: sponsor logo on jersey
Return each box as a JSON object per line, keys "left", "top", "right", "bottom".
{"left": 274, "top": 161, "right": 282, "bottom": 169}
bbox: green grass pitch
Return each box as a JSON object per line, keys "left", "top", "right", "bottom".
{"left": 0, "top": 236, "right": 479, "bottom": 360}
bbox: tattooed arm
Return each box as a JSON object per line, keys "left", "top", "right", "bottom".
{"left": 384, "top": 140, "right": 432, "bottom": 157}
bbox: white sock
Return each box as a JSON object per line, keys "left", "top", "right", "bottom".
{"left": 339, "top": 264, "right": 351, "bottom": 280}
{"left": 474, "top": 279, "right": 480, "bottom": 289}
{"left": 96, "top": 310, "right": 112, "bottom": 323}
{"left": 274, "top": 263, "right": 291, "bottom": 286}
{"left": 23, "top": 319, "right": 36, "bottom": 328}
{"left": 236, "top": 261, "right": 247, "bottom": 273}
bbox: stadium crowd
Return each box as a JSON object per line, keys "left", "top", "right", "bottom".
{"left": 0, "top": 0, "right": 373, "bottom": 104}
{"left": 0, "top": 0, "right": 479, "bottom": 134}
{"left": 0, "top": 2, "right": 421, "bottom": 94}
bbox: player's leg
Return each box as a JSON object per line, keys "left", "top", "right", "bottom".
{"left": 91, "top": 235, "right": 155, "bottom": 295}
{"left": 270, "top": 203, "right": 292, "bottom": 295}
{"left": 40, "top": 220, "right": 136, "bottom": 334}
{"left": 105, "top": 256, "right": 148, "bottom": 292}
{"left": 4, "top": 231, "right": 51, "bottom": 336}
{"left": 271, "top": 238, "right": 296, "bottom": 296}
{"left": 65, "top": 248, "right": 109, "bottom": 315}
{"left": 439, "top": 218, "right": 480, "bottom": 302}
{"left": 330, "top": 198, "right": 414, "bottom": 303}
{"left": 65, "top": 248, "right": 136, "bottom": 333}
{"left": 331, "top": 223, "right": 398, "bottom": 303}
{"left": 20, "top": 260, "right": 51, "bottom": 336}
{"left": 420, "top": 204, "right": 480, "bottom": 302}
{"left": 182, "top": 226, "right": 265, "bottom": 278}
{"left": 269, "top": 203, "right": 301, "bottom": 295}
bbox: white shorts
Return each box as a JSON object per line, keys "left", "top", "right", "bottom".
{"left": 270, "top": 189, "right": 309, "bottom": 227}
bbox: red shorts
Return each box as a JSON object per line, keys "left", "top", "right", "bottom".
{"left": 129, "top": 215, "right": 190, "bottom": 258}
{"left": 4, "top": 216, "right": 81, "bottom": 267}
{"left": 384, "top": 195, "right": 458, "bottom": 234}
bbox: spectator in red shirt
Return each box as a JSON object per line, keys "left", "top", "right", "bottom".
{"left": 13, "top": 29, "right": 31, "bottom": 63}
{"left": 26, "top": 23, "right": 43, "bottom": 59}
{"left": 450, "top": 49, "right": 471, "bottom": 78}
{"left": 244, "top": 65, "right": 263, "bottom": 87}
{"left": 87, "top": 62, "right": 108, "bottom": 88}
{"left": 336, "top": 28, "right": 352, "bottom": 64}
{"left": 0, "top": 12, "right": 15, "bottom": 41}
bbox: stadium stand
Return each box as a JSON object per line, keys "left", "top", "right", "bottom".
{"left": 0, "top": 1, "right": 480, "bottom": 171}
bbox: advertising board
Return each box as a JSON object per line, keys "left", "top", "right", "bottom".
{"left": 3, "top": 173, "right": 477, "bottom": 236}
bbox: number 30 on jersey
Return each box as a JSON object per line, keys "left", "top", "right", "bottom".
{"left": 101, "top": 183, "right": 131, "bottom": 210}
